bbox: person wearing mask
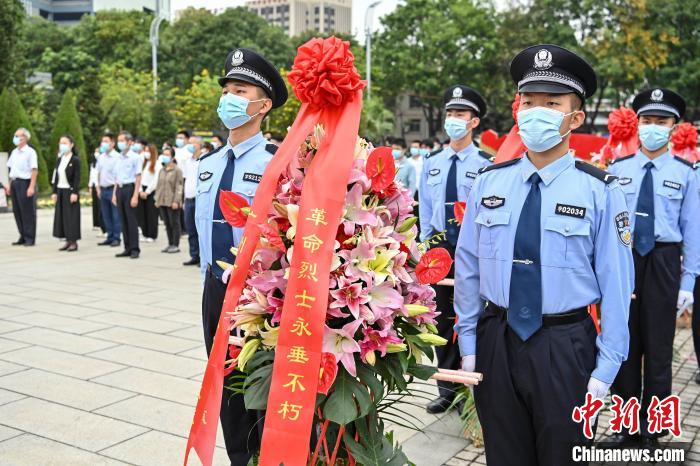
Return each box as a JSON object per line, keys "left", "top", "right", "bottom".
{"left": 88, "top": 147, "right": 105, "bottom": 234}
{"left": 137, "top": 142, "right": 160, "bottom": 242}
{"left": 202, "top": 141, "right": 214, "bottom": 154}
{"left": 455, "top": 45, "right": 634, "bottom": 465}
{"left": 608, "top": 88, "right": 700, "bottom": 447}
{"left": 113, "top": 132, "right": 141, "bottom": 259}
{"left": 154, "top": 146, "right": 184, "bottom": 254}
{"left": 196, "top": 47, "right": 287, "bottom": 465}
{"left": 130, "top": 136, "right": 146, "bottom": 166}
{"left": 6, "top": 128, "right": 39, "bottom": 246}
{"left": 174, "top": 130, "right": 191, "bottom": 165}
{"left": 183, "top": 136, "right": 202, "bottom": 265}
{"left": 419, "top": 84, "right": 492, "bottom": 414}
{"left": 96, "top": 133, "right": 121, "bottom": 247}
{"left": 51, "top": 135, "right": 81, "bottom": 251}
{"left": 392, "top": 139, "right": 417, "bottom": 197}
{"left": 211, "top": 134, "right": 225, "bottom": 150}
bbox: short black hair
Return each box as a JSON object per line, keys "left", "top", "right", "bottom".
{"left": 177, "top": 130, "right": 191, "bottom": 138}
{"left": 393, "top": 138, "right": 407, "bottom": 149}
{"left": 103, "top": 132, "right": 115, "bottom": 142}
{"left": 118, "top": 130, "right": 133, "bottom": 141}
{"left": 135, "top": 136, "right": 148, "bottom": 145}
{"left": 421, "top": 138, "right": 433, "bottom": 147}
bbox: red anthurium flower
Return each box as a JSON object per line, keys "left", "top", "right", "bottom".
{"left": 258, "top": 223, "right": 287, "bottom": 252}
{"left": 219, "top": 191, "right": 250, "bottom": 227}
{"left": 224, "top": 345, "right": 242, "bottom": 376}
{"left": 415, "top": 248, "right": 453, "bottom": 284}
{"left": 317, "top": 352, "right": 338, "bottom": 395}
{"left": 366, "top": 147, "right": 395, "bottom": 193}
{"left": 454, "top": 201, "right": 466, "bottom": 225}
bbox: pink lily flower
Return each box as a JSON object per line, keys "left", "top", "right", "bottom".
{"left": 322, "top": 319, "right": 362, "bottom": 377}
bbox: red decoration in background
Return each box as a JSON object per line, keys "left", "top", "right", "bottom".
{"left": 415, "top": 248, "right": 453, "bottom": 284}
{"left": 494, "top": 93, "right": 527, "bottom": 163}
{"left": 223, "top": 345, "right": 241, "bottom": 377}
{"left": 511, "top": 93, "right": 521, "bottom": 125}
{"left": 671, "top": 122, "right": 699, "bottom": 162}
{"left": 366, "top": 147, "right": 396, "bottom": 193}
{"left": 317, "top": 352, "right": 338, "bottom": 395}
{"left": 219, "top": 191, "right": 250, "bottom": 227}
{"left": 601, "top": 107, "right": 638, "bottom": 164}
{"left": 454, "top": 201, "right": 466, "bottom": 225}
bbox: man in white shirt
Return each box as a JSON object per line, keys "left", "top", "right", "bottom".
{"left": 96, "top": 133, "right": 122, "bottom": 247}
{"left": 182, "top": 136, "right": 201, "bottom": 266}
{"left": 6, "top": 128, "right": 38, "bottom": 246}
{"left": 174, "top": 130, "right": 191, "bottom": 165}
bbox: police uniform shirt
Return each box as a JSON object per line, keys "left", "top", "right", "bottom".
{"left": 395, "top": 160, "right": 417, "bottom": 197}
{"left": 7, "top": 145, "right": 38, "bottom": 180}
{"left": 454, "top": 153, "right": 634, "bottom": 383}
{"left": 195, "top": 132, "right": 273, "bottom": 279}
{"left": 96, "top": 150, "right": 120, "bottom": 187}
{"left": 418, "top": 143, "right": 491, "bottom": 241}
{"left": 114, "top": 151, "right": 142, "bottom": 186}
{"left": 608, "top": 150, "right": 700, "bottom": 291}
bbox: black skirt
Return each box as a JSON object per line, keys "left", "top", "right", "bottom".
{"left": 53, "top": 188, "right": 81, "bottom": 241}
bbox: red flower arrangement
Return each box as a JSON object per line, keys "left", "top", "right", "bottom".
{"left": 415, "top": 248, "right": 453, "bottom": 284}
{"left": 671, "top": 122, "right": 699, "bottom": 162}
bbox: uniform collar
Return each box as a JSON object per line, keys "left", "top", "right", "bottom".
{"left": 444, "top": 142, "right": 477, "bottom": 162}
{"left": 227, "top": 132, "right": 265, "bottom": 159}
{"left": 636, "top": 149, "right": 671, "bottom": 169}
{"left": 520, "top": 152, "right": 574, "bottom": 186}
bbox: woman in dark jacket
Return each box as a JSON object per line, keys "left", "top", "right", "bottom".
{"left": 52, "top": 134, "right": 81, "bottom": 251}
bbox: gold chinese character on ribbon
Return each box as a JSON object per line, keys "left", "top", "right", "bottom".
{"left": 298, "top": 261, "right": 318, "bottom": 282}
{"left": 290, "top": 317, "right": 312, "bottom": 336}
{"left": 287, "top": 346, "right": 310, "bottom": 364}
{"left": 278, "top": 401, "right": 303, "bottom": 421}
{"left": 295, "top": 289, "right": 316, "bottom": 309}
{"left": 282, "top": 373, "right": 306, "bottom": 393}
{"left": 302, "top": 234, "right": 324, "bottom": 253}
{"left": 306, "top": 208, "right": 328, "bottom": 226}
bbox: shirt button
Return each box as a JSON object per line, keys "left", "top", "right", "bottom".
{"left": 247, "top": 190, "right": 253, "bottom": 196}
{"left": 486, "top": 218, "right": 492, "bottom": 225}
{"left": 564, "top": 226, "right": 571, "bottom": 233}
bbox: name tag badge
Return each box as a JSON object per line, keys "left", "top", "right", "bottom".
{"left": 199, "top": 171, "right": 213, "bottom": 181}
{"left": 481, "top": 195, "right": 505, "bottom": 209}
{"left": 465, "top": 172, "right": 478, "bottom": 179}
{"left": 663, "top": 180, "right": 681, "bottom": 190}
{"left": 243, "top": 172, "right": 262, "bottom": 183}
{"left": 555, "top": 203, "right": 586, "bottom": 219}
{"left": 429, "top": 168, "right": 440, "bottom": 176}
{"left": 618, "top": 177, "right": 632, "bottom": 185}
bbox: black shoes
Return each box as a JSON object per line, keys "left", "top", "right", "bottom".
{"left": 66, "top": 244, "right": 78, "bottom": 252}
{"left": 130, "top": 251, "right": 140, "bottom": 259}
{"left": 110, "top": 240, "right": 121, "bottom": 247}
{"left": 183, "top": 258, "right": 200, "bottom": 266}
{"left": 12, "top": 239, "right": 25, "bottom": 246}
{"left": 695, "top": 371, "right": 700, "bottom": 385}
{"left": 59, "top": 243, "right": 70, "bottom": 251}
{"left": 23, "top": 242, "right": 35, "bottom": 247}
{"left": 98, "top": 240, "right": 111, "bottom": 246}
{"left": 602, "top": 433, "right": 639, "bottom": 449}
{"left": 426, "top": 396, "right": 454, "bottom": 414}
{"left": 115, "top": 250, "right": 130, "bottom": 257}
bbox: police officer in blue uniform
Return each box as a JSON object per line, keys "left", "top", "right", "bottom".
{"left": 418, "top": 85, "right": 492, "bottom": 413}
{"left": 454, "top": 45, "right": 634, "bottom": 465}
{"left": 195, "top": 48, "right": 287, "bottom": 466}
{"left": 608, "top": 88, "right": 700, "bottom": 447}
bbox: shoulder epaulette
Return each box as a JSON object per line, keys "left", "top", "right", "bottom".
{"left": 674, "top": 156, "right": 697, "bottom": 170}
{"left": 478, "top": 150, "right": 495, "bottom": 162}
{"left": 575, "top": 160, "right": 617, "bottom": 184}
{"left": 198, "top": 144, "right": 225, "bottom": 162}
{"left": 425, "top": 149, "right": 442, "bottom": 159}
{"left": 609, "top": 153, "right": 635, "bottom": 165}
{"left": 478, "top": 157, "right": 522, "bottom": 174}
{"left": 265, "top": 143, "right": 278, "bottom": 155}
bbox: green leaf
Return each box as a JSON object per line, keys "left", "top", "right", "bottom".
{"left": 406, "top": 363, "right": 437, "bottom": 381}
{"left": 322, "top": 368, "right": 372, "bottom": 425}
{"left": 356, "top": 364, "right": 384, "bottom": 402}
{"left": 243, "top": 364, "right": 273, "bottom": 410}
{"left": 343, "top": 412, "right": 409, "bottom": 466}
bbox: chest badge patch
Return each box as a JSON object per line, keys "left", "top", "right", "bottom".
{"left": 466, "top": 171, "right": 478, "bottom": 179}
{"left": 199, "top": 171, "right": 212, "bottom": 181}
{"left": 481, "top": 196, "right": 505, "bottom": 209}
{"left": 555, "top": 203, "right": 586, "bottom": 219}
{"left": 615, "top": 211, "right": 632, "bottom": 247}
{"left": 663, "top": 180, "right": 681, "bottom": 190}
{"left": 243, "top": 172, "right": 262, "bottom": 183}
{"left": 429, "top": 168, "right": 440, "bottom": 176}
{"left": 618, "top": 177, "right": 632, "bottom": 185}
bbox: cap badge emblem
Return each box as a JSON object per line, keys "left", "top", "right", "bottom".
{"left": 533, "top": 49, "right": 553, "bottom": 70}
{"left": 453, "top": 87, "right": 463, "bottom": 98}
{"left": 231, "top": 50, "right": 244, "bottom": 67}
{"left": 651, "top": 89, "right": 664, "bottom": 102}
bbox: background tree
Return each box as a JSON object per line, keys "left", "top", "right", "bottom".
{"left": 0, "top": 89, "right": 49, "bottom": 192}
{"left": 265, "top": 69, "right": 300, "bottom": 137}
{"left": 360, "top": 96, "right": 395, "bottom": 143}
{"left": 174, "top": 69, "right": 222, "bottom": 132}
{"left": 148, "top": 90, "right": 178, "bottom": 146}
{"left": 76, "top": 68, "right": 104, "bottom": 150}
{"left": 99, "top": 63, "right": 153, "bottom": 135}
{"left": 49, "top": 89, "right": 88, "bottom": 188}
{"left": 0, "top": 0, "right": 24, "bottom": 89}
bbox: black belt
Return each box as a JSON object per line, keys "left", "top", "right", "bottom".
{"left": 487, "top": 302, "right": 589, "bottom": 327}
{"left": 654, "top": 241, "right": 681, "bottom": 249}
{"left": 118, "top": 183, "right": 135, "bottom": 188}
{"left": 100, "top": 185, "right": 114, "bottom": 189}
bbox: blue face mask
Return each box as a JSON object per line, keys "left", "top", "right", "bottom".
{"left": 392, "top": 149, "right": 402, "bottom": 160}
{"left": 175, "top": 138, "right": 185, "bottom": 148}
{"left": 186, "top": 144, "right": 195, "bottom": 154}
{"left": 159, "top": 155, "right": 171, "bottom": 165}
{"left": 217, "top": 94, "right": 264, "bottom": 130}
{"left": 444, "top": 117, "right": 470, "bottom": 141}
{"left": 12, "top": 136, "right": 21, "bottom": 146}
{"left": 132, "top": 143, "right": 142, "bottom": 153}
{"left": 100, "top": 142, "right": 110, "bottom": 153}
{"left": 409, "top": 147, "right": 420, "bottom": 157}
{"left": 59, "top": 143, "right": 70, "bottom": 154}
{"left": 638, "top": 124, "right": 671, "bottom": 152}
{"left": 419, "top": 148, "right": 429, "bottom": 157}
{"left": 117, "top": 142, "right": 127, "bottom": 152}
{"left": 517, "top": 107, "right": 575, "bottom": 153}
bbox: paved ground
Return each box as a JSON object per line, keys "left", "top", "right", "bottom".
{"left": 0, "top": 208, "right": 697, "bottom": 465}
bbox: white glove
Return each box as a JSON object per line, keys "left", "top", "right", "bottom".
{"left": 587, "top": 376, "right": 611, "bottom": 400}
{"left": 677, "top": 290, "right": 694, "bottom": 317}
{"left": 461, "top": 355, "right": 476, "bottom": 373}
